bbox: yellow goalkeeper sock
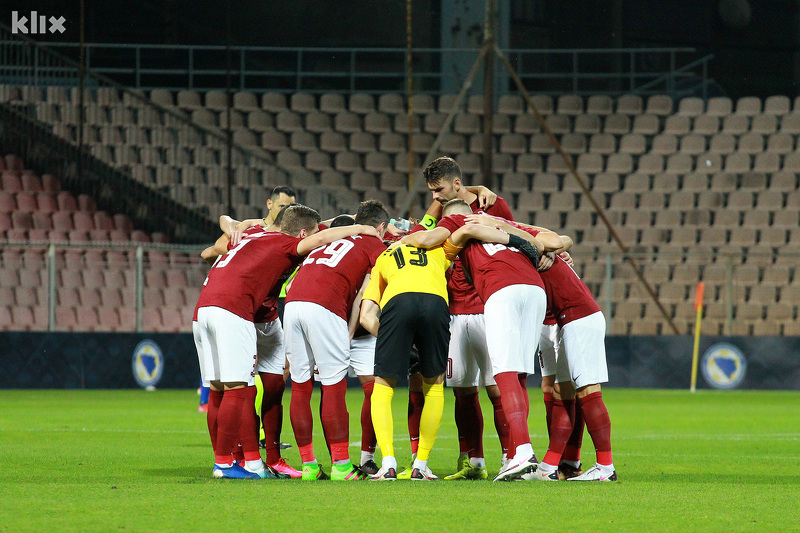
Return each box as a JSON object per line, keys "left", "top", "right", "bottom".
{"left": 417, "top": 382, "right": 444, "bottom": 462}
{"left": 255, "top": 374, "right": 265, "bottom": 441}
{"left": 371, "top": 382, "right": 395, "bottom": 459}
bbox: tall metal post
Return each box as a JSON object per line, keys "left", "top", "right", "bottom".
{"left": 481, "top": 0, "right": 496, "bottom": 188}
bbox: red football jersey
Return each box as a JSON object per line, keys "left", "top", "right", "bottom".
{"left": 538, "top": 255, "right": 601, "bottom": 327}
{"left": 195, "top": 230, "right": 303, "bottom": 322}
{"left": 437, "top": 214, "right": 543, "bottom": 303}
{"left": 286, "top": 234, "right": 386, "bottom": 321}
{"left": 449, "top": 195, "right": 514, "bottom": 315}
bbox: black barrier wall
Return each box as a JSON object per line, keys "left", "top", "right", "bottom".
{"left": 0, "top": 332, "right": 798, "bottom": 390}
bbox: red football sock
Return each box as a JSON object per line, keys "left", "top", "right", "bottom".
{"left": 455, "top": 392, "right": 484, "bottom": 459}
{"left": 260, "top": 372, "right": 286, "bottom": 465}
{"left": 290, "top": 379, "right": 316, "bottom": 463}
{"left": 239, "top": 385, "right": 261, "bottom": 462}
{"left": 542, "top": 398, "right": 574, "bottom": 466}
{"left": 563, "top": 399, "right": 584, "bottom": 463}
{"left": 408, "top": 390, "right": 424, "bottom": 454}
{"left": 361, "top": 381, "right": 376, "bottom": 454}
{"left": 489, "top": 394, "right": 509, "bottom": 456}
{"left": 207, "top": 389, "right": 223, "bottom": 455}
{"left": 543, "top": 392, "right": 554, "bottom": 433}
{"left": 320, "top": 379, "right": 349, "bottom": 463}
{"left": 579, "top": 391, "right": 613, "bottom": 466}
{"left": 494, "top": 372, "right": 531, "bottom": 453}
{"left": 518, "top": 373, "right": 529, "bottom": 419}
{"left": 215, "top": 388, "right": 247, "bottom": 465}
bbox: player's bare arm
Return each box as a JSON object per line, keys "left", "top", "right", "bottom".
{"left": 296, "top": 224, "right": 380, "bottom": 256}
{"left": 219, "top": 215, "right": 241, "bottom": 236}
{"left": 348, "top": 274, "right": 371, "bottom": 339}
{"left": 450, "top": 223, "right": 544, "bottom": 254}
{"left": 399, "top": 226, "right": 451, "bottom": 248}
{"left": 464, "top": 214, "right": 566, "bottom": 252}
{"left": 200, "top": 245, "right": 218, "bottom": 266}
{"left": 359, "top": 298, "right": 381, "bottom": 337}
{"left": 464, "top": 185, "right": 497, "bottom": 209}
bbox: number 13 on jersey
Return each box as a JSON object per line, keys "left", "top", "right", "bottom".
{"left": 391, "top": 246, "right": 428, "bottom": 268}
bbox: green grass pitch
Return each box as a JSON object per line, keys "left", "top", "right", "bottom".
{"left": 1, "top": 388, "right": 798, "bottom": 532}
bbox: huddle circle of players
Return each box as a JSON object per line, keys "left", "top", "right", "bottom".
{"left": 194, "top": 156, "right": 616, "bottom": 482}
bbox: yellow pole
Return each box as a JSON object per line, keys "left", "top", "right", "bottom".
{"left": 690, "top": 282, "right": 705, "bottom": 393}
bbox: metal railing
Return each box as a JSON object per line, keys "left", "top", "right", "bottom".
{"left": 0, "top": 24, "right": 344, "bottom": 235}
{"left": 0, "top": 242, "right": 794, "bottom": 337}
{"left": 22, "top": 41, "right": 714, "bottom": 99}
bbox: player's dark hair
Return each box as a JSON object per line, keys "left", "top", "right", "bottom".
{"left": 442, "top": 198, "right": 471, "bottom": 216}
{"left": 273, "top": 202, "right": 302, "bottom": 227}
{"left": 354, "top": 199, "right": 390, "bottom": 228}
{"left": 423, "top": 156, "right": 461, "bottom": 185}
{"left": 280, "top": 204, "right": 321, "bottom": 236}
{"left": 271, "top": 185, "right": 297, "bottom": 200}
{"left": 330, "top": 214, "right": 356, "bottom": 227}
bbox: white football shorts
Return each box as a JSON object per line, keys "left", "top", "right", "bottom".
{"left": 348, "top": 334, "right": 376, "bottom": 378}
{"left": 483, "top": 284, "right": 546, "bottom": 376}
{"left": 255, "top": 318, "right": 285, "bottom": 376}
{"left": 560, "top": 311, "right": 608, "bottom": 388}
{"left": 446, "top": 313, "right": 495, "bottom": 388}
{"left": 194, "top": 306, "right": 257, "bottom": 387}
{"left": 538, "top": 323, "right": 571, "bottom": 383}
{"left": 284, "top": 301, "right": 350, "bottom": 386}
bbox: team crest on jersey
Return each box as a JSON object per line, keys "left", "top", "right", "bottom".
{"left": 132, "top": 340, "right": 164, "bottom": 389}
{"left": 701, "top": 343, "right": 746, "bottom": 390}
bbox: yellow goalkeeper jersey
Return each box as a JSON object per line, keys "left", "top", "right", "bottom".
{"left": 363, "top": 244, "right": 450, "bottom": 309}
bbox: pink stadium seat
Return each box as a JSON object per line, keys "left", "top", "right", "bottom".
{"left": 11, "top": 211, "right": 33, "bottom": 230}
{"left": 0, "top": 191, "right": 16, "bottom": 212}
{"left": 0, "top": 212, "right": 11, "bottom": 236}
{"left": 15, "top": 191, "right": 37, "bottom": 212}
{"left": 72, "top": 211, "right": 95, "bottom": 231}
{"left": 163, "top": 287, "right": 184, "bottom": 307}
{"left": 14, "top": 287, "right": 38, "bottom": 307}
{"left": 78, "top": 288, "right": 102, "bottom": 307}
{"left": 56, "top": 191, "right": 78, "bottom": 211}
{"left": 99, "top": 288, "right": 123, "bottom": 307}
{"left": 41, "top": 174, "right": 61, "bottom": 193}
{"left": 142, "top": 308, "right": 163, "bottom": 331}
{"left": 95, "top": 307, "right": 122, "bottom": 331}
{"left": 130, "top": 230, "right": 151, "bottom": 243}
{"left": 76, "top": 194, "right": 97, "bottom": 212}
{"left": 21, "top": 250, "right": 45, "bottom": 269}
{"left": 31, "top": 212, "right": 53, "bottom": 230}
{"left": 0, "top": 306, "right": 12, "bottom": 330}
{"left": 51, "top": 211, "right": 73, "bottom": 232}
{"left": 88, "top": 229, "right": 110, "bottom": 241}
{"left": 143, "top": 288, "right": 165, "bottom": 307}
{"left": 35, "top": 193, "right": 58, "bottom": 214}
{"left": 55, "top": 307, "right": 79, "bottom": 331}
{"left": 11, "top": 306, "right": 36, "bottom": 330}
{"left": 1, "top": 172, "right": 22, "bottom": 192}
{"left": 57, "top": 288, "right": 80, "bottom": 307}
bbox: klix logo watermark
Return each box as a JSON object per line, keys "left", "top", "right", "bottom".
{"left": 11, "top": 11, "right": 66, "bottom": 34}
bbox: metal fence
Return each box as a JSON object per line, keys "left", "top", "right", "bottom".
{"left": 0, "top": 242, "right": 795, "bottom": 337}
{"left": 31, "top": 41, "right": 714, "bottom": 99}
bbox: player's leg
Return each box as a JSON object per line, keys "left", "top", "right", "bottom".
{"left": 485, "top": 285, "right": 546, "bottom": 481}
{"left": 311, "top": 305, "right": 366, "bottom": 480}
{"left": 256, "top": 318, "right": 301, "bottom": 478}
{"left": 283, "top": 302, "right": 327, "bottom": 480}
{"left": 409, "top": 293, "right": 450, "bottom": 481}
{"left": 203, "top": 308, "right": 265, "bottom": 479}
{"left": 371, "top": 296, "right": 415, "bottom": 480}
{"left": 444, "top": 314, "right": 485, "bottom": 478}
{"left": 350, "top": 334, "right": 378, "bottom": 474}
{"left": 562, "top": 312, "right": 616, "bottom": 481}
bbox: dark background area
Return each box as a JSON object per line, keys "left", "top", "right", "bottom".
{"left": 5, "top": 0, "right": 799, "bottom": 98}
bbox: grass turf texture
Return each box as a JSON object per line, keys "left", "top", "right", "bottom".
{"left": 1, "top": 388, "right": 798, "bottom": 532}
